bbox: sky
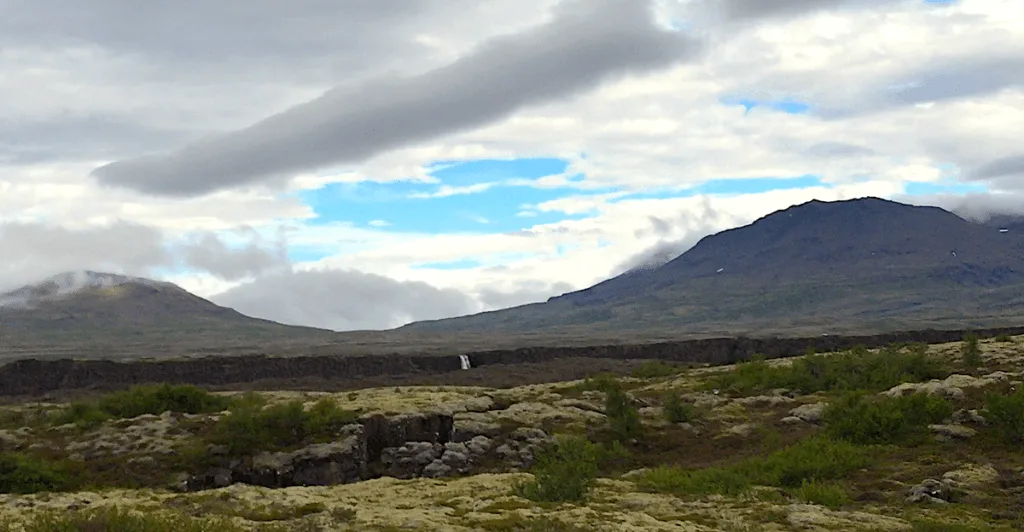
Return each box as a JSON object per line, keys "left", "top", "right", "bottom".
{"left": 2, "top": 0, "right": 1024, "bottom": 331}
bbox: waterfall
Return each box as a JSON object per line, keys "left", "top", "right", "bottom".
{"left": 458, "top": 355, "right": 471, "bottom": 370}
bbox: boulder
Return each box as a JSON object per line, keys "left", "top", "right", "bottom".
{"left": 929, "top": 424, "right": 976, "bottom": 441}
{"left": 451, "top": 413, "right": 502, "bottom": 442}
{"left": 466, "top": 435, "right": 493, "bottom": 456}
{"left": 906, "top": 478, "right": 961, "bottom": 504}
{"left": 789, "top": 402, "right": 827, "bottom": 424}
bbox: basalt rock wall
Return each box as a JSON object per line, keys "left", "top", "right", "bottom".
{"left": 1, "top": 326, "right": 1022, "bottom": 396}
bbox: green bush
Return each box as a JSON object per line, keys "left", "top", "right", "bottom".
{"left": 757, "top": 435, "right": 871, "bottom": 487}
{"left": 574, "top": 373, "right": 621, "bottom": 393}
{"left": 984, "top": 387, "right": 1024, "bottom": 444}
{"left": 51, "top": 402, "right": 111, "bottom": 429}
{"left": 632, "top": 361, "right": 683, "bottom": 379}
{"left": 994, "top": 334, "right": 1014, "bottom": 343}
{"left": 0, "top": 453, "right": 80, "bottom": 494}
{"left": 605, "top": 385, "right": 642, "bottom": 442}
{"left": 961, "top": 332, "right": 983, "bottom": 368}
{"left": 663, "top": 393, "right": 695, "bottom": 423}
{"left": 98, "top": 384, "right": 233, "bottom": 418}
{"left": 708, "top": 344, "right": 948, "bottom": 396}
{"left": 636, "top": 435, "right": 870, "bottom": 497}
{"left": 208, "top": 396, "right": 359, "bottom": 455}
{"left": 517, "top": 436, "right": 602, "bottom": 502}
{"left": 53, "top": 384, "right": 232, "bottom": 428}
{"left": 793, "top": 479, "right": 850, "bottom": 509}
{"left": 823, "top": 392, "right": 952, "bottom": 445}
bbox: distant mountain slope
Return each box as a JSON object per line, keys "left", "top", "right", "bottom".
{"left": 399, "top": 197, "right": 1024, "bottom": 336}
{"left": 0, "top": 271, "right": 338, "bottom": 358}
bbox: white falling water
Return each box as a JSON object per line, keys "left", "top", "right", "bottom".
{"left": 459, "top": 355, "right": 472, "bottom": 370}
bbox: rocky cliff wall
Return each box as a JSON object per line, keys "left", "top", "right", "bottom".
{"left": 1, "top": 326, "right": 1022, "bottom": 396}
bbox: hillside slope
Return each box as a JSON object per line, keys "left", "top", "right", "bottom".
{"left": 0, "top": 271, "right": 338, "bottom": 358}
{"left": 400, "top": 198, "right": 1024, "bottom": 336}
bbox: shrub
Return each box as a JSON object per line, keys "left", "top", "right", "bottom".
{"left": 574, "top": 373, "right": 621, "bottom": 393}
{"left": 636, "top": 435, "right": 869, "bottom": 497}
{"left": 0, "top": 453, "right": 80, "bottom": 494}
{"left": 208, "top": 396, "right": 358, "bottom": 455}
{"left": 961, "top": 332, "right": 983, "bottom": 368}
{"left": 605, "top": 385, "right": 642, "bottom": 442}
{"left": 794, "top": 479, "right": 850, "bottom": 509}
{"left": 708, "top": 344, "right": 948, "bottom": 396}
{"left": 53, "top": 384, "right": 232, "bottom": 428}
{"left": 663, "top": 393, "right": 695, "bottom": 423}
{"left": 994, "top": 334, "right": 1014, "bottom": 343}
{"left": 98, "top": 384, "right": 233, "bottom": 418}
{"left": 757, "top": 435, "right": 871, "bottom": 488}
{"left": 984, "top": 387, "right": 1024, "bottom": 444}
{"left": 823, "top": 392, "right": 952, "bottom": 445}
{"left": 517, "top": 436, "right": 602, "bottom": 502}
{"left": 632, "top": 361, "right": 683, "bottom": 379}
{"left": 51, "top": 402, "right": 111, "bottom": 429}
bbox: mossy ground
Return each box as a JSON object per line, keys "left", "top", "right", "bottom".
{"left": 0, "top": 336, "right": 1022, "bottom": 530}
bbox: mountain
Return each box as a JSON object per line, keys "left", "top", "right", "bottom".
{"left": 0, "top": 271, "right": 338, "bottom": 359}
{"left": 399, "top": 197, "right": 1024, "bottom": 337}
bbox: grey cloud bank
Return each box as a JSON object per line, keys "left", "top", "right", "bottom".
{"left": 91, "top": 0, "right": 700, "bottom": 197}
{"left": 212, "top": 269, "right": 480, "bottom": 331}
{"left": 0, "top": 221, "right": 287, "bottom": 294}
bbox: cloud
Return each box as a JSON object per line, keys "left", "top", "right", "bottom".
{"left": 898, "top": 191, "right": 1024, "bottom": 222}
{"left": 804, "top": 142, "right": 876, "bottom": 158}
{"left": 0, "top": 221, "right": 290, "bottom": 293}
{"left": 967, "top": 154, "right": 1024, "bottom": 189}
{"left": 90, "top": 0, "right": 700, "bottom": 197}
{"left": 176, "top": 231, "right": 289, "bottom": 281}
{"left": 211, "top": 269, "right": 479, "bottom": 330}
{"left": 683, "top": 0, "right": 905, "bottom": 25}
{"left": 0, "top": 221, "right": 169, "bottom": 292}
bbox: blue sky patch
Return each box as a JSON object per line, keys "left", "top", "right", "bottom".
{"left": 721, "top": 96, "right": 812, "bottom": 115}
{"left": 412, "top": 259, "right": 484, "bottom": 270}
{"left": 904, "top": 181, "right": 987, "bottom": 195}
{"left": 297, "top": 157, "right": 596, "bottom": 235}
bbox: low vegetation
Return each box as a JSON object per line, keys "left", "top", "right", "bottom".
{"left": 208, "top": 393, "right": 359, "bottom": 455}
{"left": 53, "top": 384, "right": 233, "bottom": 428}
{"left": 962, "top": 332, "right": 983, "bottom": 368}
{"left": 516, "top": 436, "right": 602, "bottom": 503}
{"left": 0, "top": 506, "right": 289, "bottom": 532}
{"left": 663, "top": 392, "right": 695, "bottom": 423}
{"left": 823, "top": 391, "right": 953, "bottom": 444}
{"left": 0, "top": 453, "right": 82, "bottom": 494}
{"left": 708, "top": 344, "right": 949, "bottom": 395}
{"left": 631, "top": 360, "right": 684, "bottom": 379}
{"left": 636, "top": 435, "right": 870, "bottom": 498}
{"left": 1, "top": 336, "right": 1022, "bottom": 530}
{"left": 984, "top": 386, "right": 1024, "bottom": 444}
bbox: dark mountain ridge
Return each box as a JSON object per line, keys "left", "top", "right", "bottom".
{"left": 554, "top": 197, "right": 1024, "bottom": 306}
{"left": 401, "top": 197, "right": 1024, "bottom": 336}
{"left": 0, "top": 271, "right": 338, "bottom": 358}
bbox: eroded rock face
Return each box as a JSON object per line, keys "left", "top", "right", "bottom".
{"left": 189, "top": 425, "right": 367, "bottom": 490}
{"left": 185, "top": 409, "right": 529, "bottom": 491}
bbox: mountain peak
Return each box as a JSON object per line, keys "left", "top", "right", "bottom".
{"left": 401, "top": 196, "right": 1024, "bottom": 337}
{"left": 0, "top": 271, "right": 175, "bottom": 309}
